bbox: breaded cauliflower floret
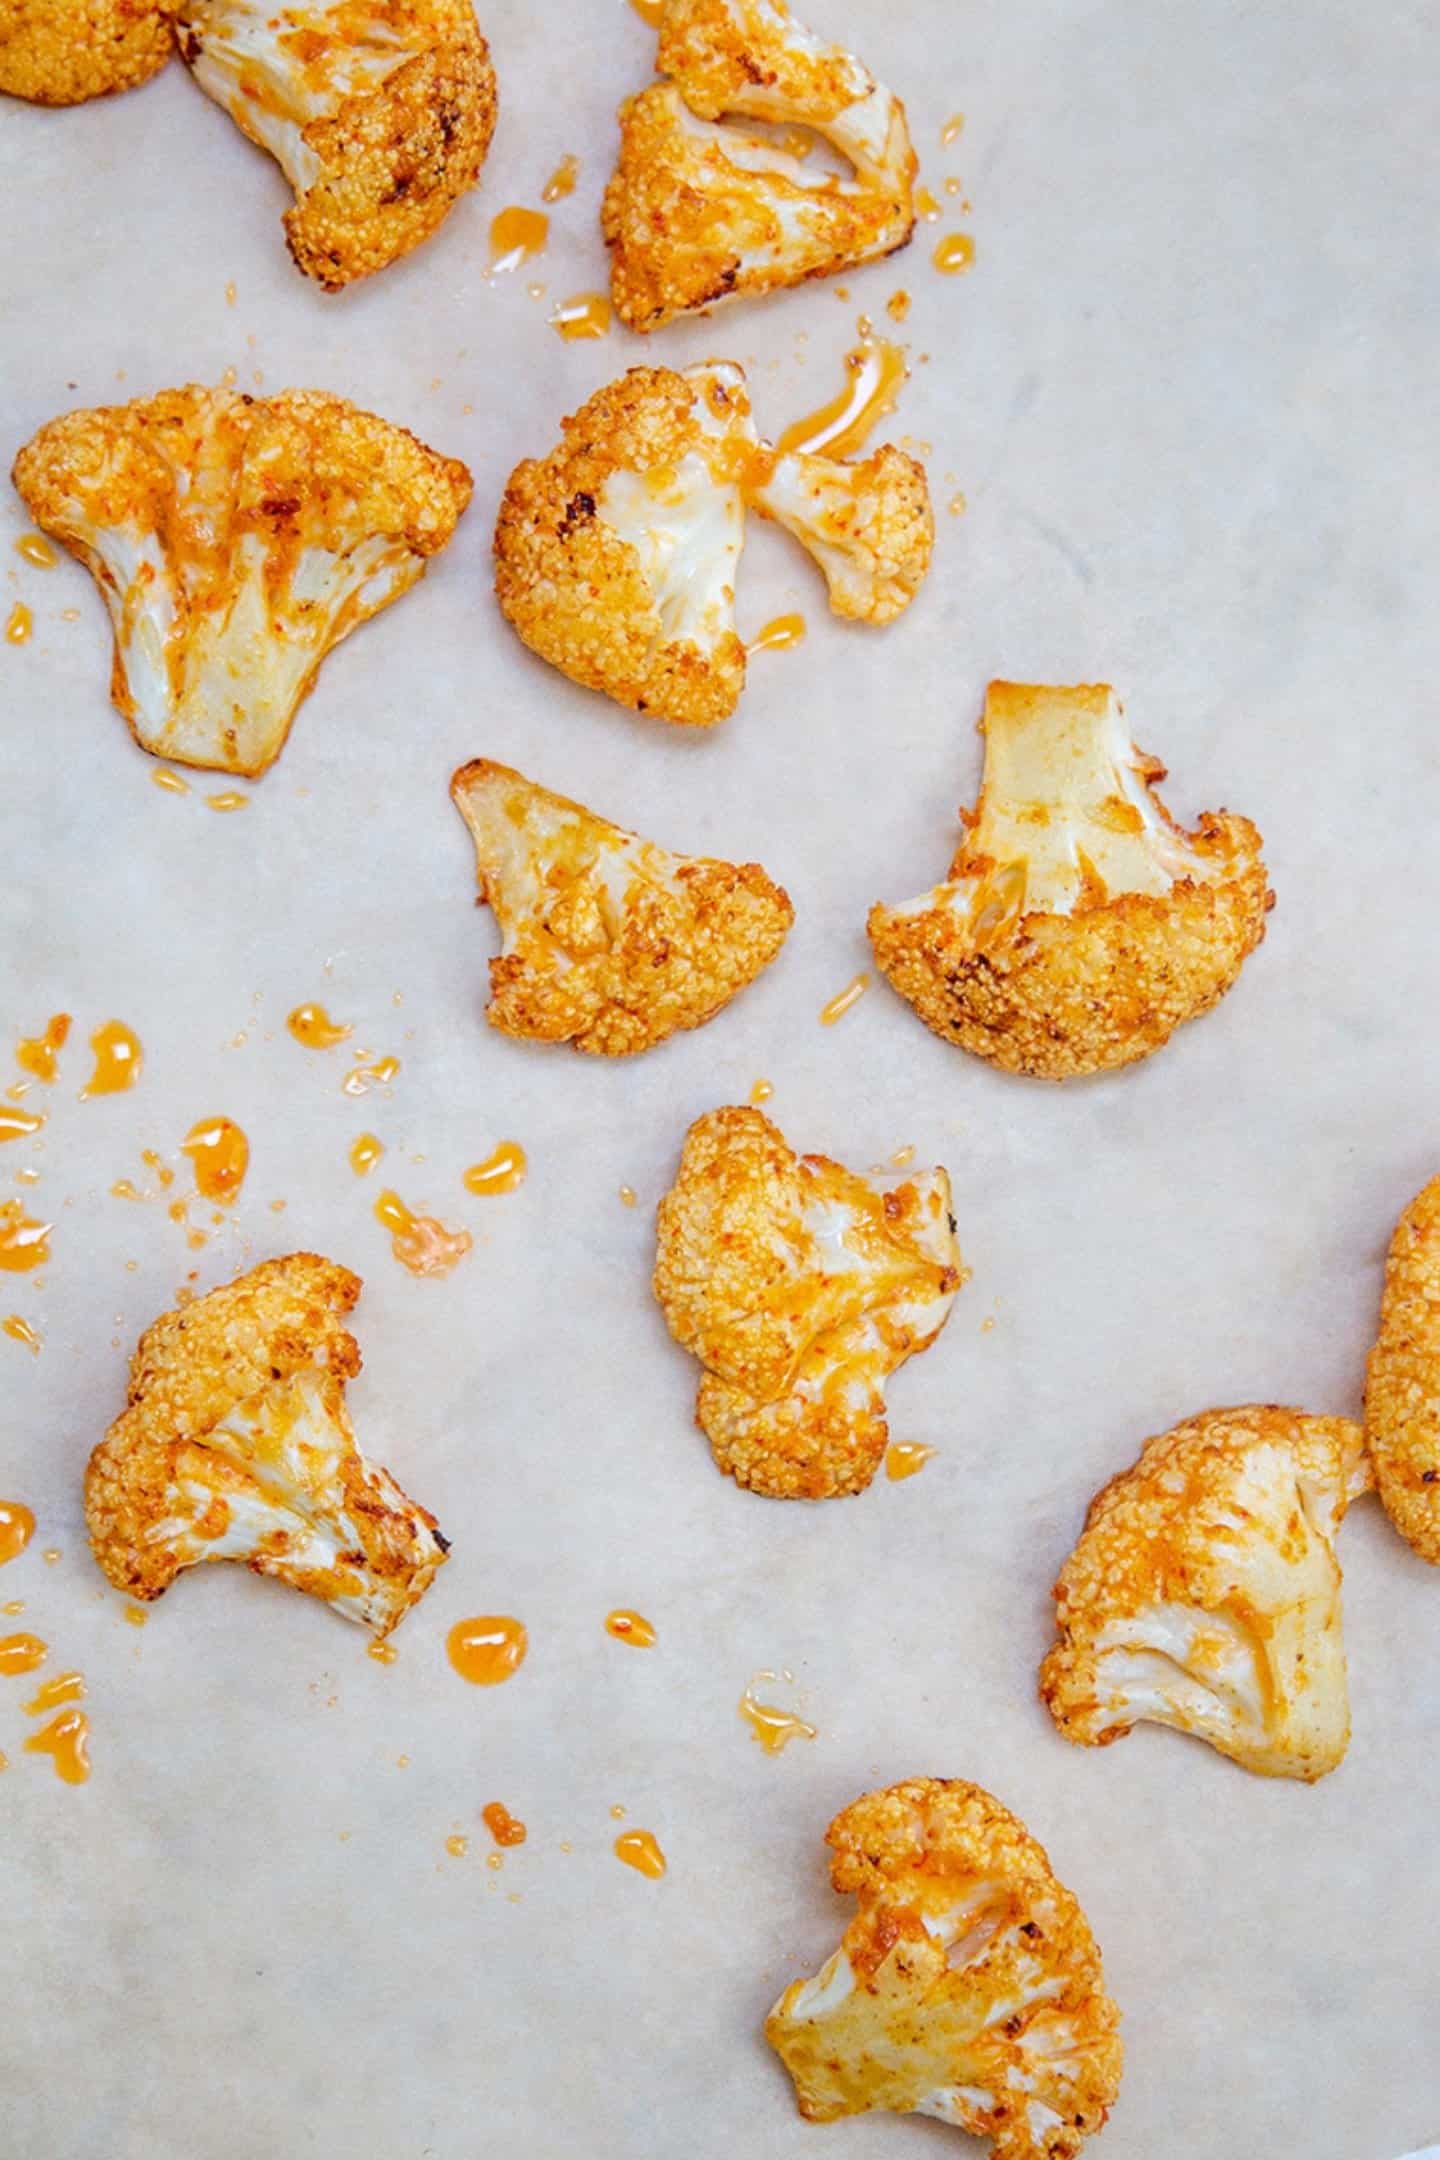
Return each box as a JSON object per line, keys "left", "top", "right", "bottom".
{"left": 85, "top": 1254, "right": 448, "bottom": 1637}
{"left": 0, "top": 0, "right": 170, "bottom": 104}
{"left": 766, "top": 1778, "right": 1123, "bottom": 2158}
{"left": 869, "top": 682, "right": 1272, "bottom": 1081}
{"left": 174, "top": 0, "right": 496, "bottom": 287}
{"left": 1365, "top": 1173, "right": 1440, "bottom": 1564}
{"left": 451, "top": 757, "right": 793, "bottom": 1056}
{"left": 13, "top": 383, "right": 471, "bottom": 776}
{"left": 653, "top": 1106, "right": 960, "bottom": 1497}
{"left": 750, "top": 440, "right": 931, "bottom": 624}
{"left": 1040, "top": 1406, "right": 1371, "bottom": 1781}
{"left": 603, "top": 0, "right": 916, "bottom": 332}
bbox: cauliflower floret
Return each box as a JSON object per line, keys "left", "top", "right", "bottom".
{"left": 1040, "top": 1406, "right": 1371, "bottom": 1781}
{"left": 1365, "top": 1172, "right": 1440, "bottom": 1564}
{"left": 750, "top": 440, "right": 931, "bottom": 624}
{"left": 869, "top": 682, "right": 1272, "bottom": 1081}
{"left": 174, "top": 0, "right": 496, "bottom": 287}
{"left": 12, "top": 384, "right": 471, "bottom": 777}
{"left": 653, "top": 1105, "right": 960, "bottom": 1497}
{"left": 603, "top": 0, "right": 916, "bottom": 332}
{"left": 0, "top": 0, "right": 170, "bottom": 104}
{"left": 766, "top": 1778, "right": 1123, "bottom": 2158}
{"left": 84, "top": 1254, "right": 448, "bottom": 1637}
{"left": 451, "top": 757, "right": 793, "bottom": 1055}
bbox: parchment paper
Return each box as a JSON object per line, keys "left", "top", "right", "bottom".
{"left": 2, "top": 1, "right": 1438, "bottom": 2154}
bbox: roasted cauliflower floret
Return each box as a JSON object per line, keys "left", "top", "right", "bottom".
{"left": 869, "top": 682, "right": 1272, "bottom": 1081}
{"left": 653, "top": 1105, "right": 960, "bottom": 1498}
{"left": 0, "top": 0, "right": 170, "bottom": 104}
{"left": 85, "top": 1254, "right": 448, "bottom": 1637}
{"left": 766, "top": 1778, "right": 1123, "bottom": 2158}
{"left": 603, "top": 0, "right": 916, "bottom": 332}
{"left": 13, "top": 383, "right": 471, "bottom": 777}
{"left": 1365, "top": 1172, "right": 1440, "bottom": 1564}
{"left": 451, "top": 758, "right": 793, "bottom": 1055}
{"left": 1040, "top": 1406, "right": 1371, "bottom": 1781}
{"left": 750, "top": 440, "right": 931, "bottom": 624}
{"left": 174, "top": 0, "right": 496, "bottom": 287}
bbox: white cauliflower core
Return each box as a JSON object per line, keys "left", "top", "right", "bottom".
{"left": 1040, "top": 1406, "right": 1371, "bottom": 1781}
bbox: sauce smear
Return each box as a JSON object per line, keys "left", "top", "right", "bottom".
{"left": 776, "top": 338, "right": 907, "bottom": 459}
{"left": 25, "top": 1708, "right": 89, "bottom": 1784}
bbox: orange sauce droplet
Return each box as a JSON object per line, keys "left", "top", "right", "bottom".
{"left": 618, "top": 1185, "right": 637, "bottom": 1208}
{"left": 15, "top": 533, "right": 58, "bottom": 568}
{"left": 24, "top": 1708, "right": 89, "bottom": 1784}
{"left": 890, "top": 1144, "right": 916, "bottom": 1167}
{"left": 628, "top": 0, "right": 663, "bottom": 23}
{"left": 374, "top": 1190, "right": 473, "bottom": 1277}
{"left": 614, "top": 1829, "right": 666, "bottom": 1878}
{"left": 748, "top": 612, "right": 807, "bottom": 655}
{"left": 550, "top": 291, "right": 611, "bottom": 340}
{"left": 151, "top": 768, "right": 191, "bottom": 795}
{"left": 80, "top": 1020, "right": 143, "bottom": 1098}
{"left": 342, "top": 1056, "right": 401, "bottom": 1097}
{"left": 287, "top": 1002, "right": 352, "bottom": 1049}
{"left": 463, "top": 1141, "right": 527, "bottom": 1196}
{"left": 482, "top": 1799, "right": 527, "bottom": 1846}
{"left": 739, "top": 1678, "right": 817, "bottom": 1754}
{"left": 2, "top": 1600, "right": 24, "bottom": 1616}
{"left": 0, "top": 1105, "right": 44, "bottom": 1143}
{"left": 367, "top": 1638, "right": 397, "bottom": 1665}
{"left": 916, "top": 184, "right": 941, "bottom": 221}
{"left": 541, "top": 153, "right": 579, "bottom": 202}
{"left": 350, "top": 1132, "right": 384, "bottom": 1176}
{"left": 5, "top": 602, "right": 33, "bottom": 645}
{"left": 949, "top": 490, "right": 967, "bottom": 516}
{"left": 934, "top": 233, "right": 976, "bottom": 275}
{"left": 940, "top": 112, "right": 965, "bottom": 145}
{"left": 16, "top": 1013, "right": 70, "bottom": 1083}
{"left": 819, "top": 973, "right": 869, "bottom": 1026}
{"left": 944, "top": 176, "right": 963, "bottom": 197}
{"left": 0, "top": 1503, "right": 35, "bottom": 1567}
{"left": 445, "top": 1834, "right": 469, "bottom": 1858}
{"left": 448, "top": 1615, "right": 527, "bottom": 1685}
{"left": 885, "top": 1441, "right": 937, "bottom": 1481}
{"left": 886, "top": 288, "right": 912, "bottom": 322}
{"left": 490, "top": 204, "right": 549, "bottom": 272}
{"left": 181, "top": 1117, "right": 249, "bottom": 1204}
{"left": 0, "top": 1203, "right": 51, "bottom": 1274}
{"left": 123, "top": 1605, "right": 148, "bottom": 1627}
{"left": 206, "top": 791, "right": 249, "bottom": 812}
{"left": 26, "top": 1669, "right": 84, "bottom": 1714}
{"left": 41, "top": 1548, "right": 60, "bottom": 1565}
{"left": 0, "top": 1632, "right": 47, "bottom": 1675}
{"left": 2, "top": 1315, "right": 40, "bottom": 1354}
{"left": 749, "top": 1078, "right": 774, "bottom": 1104}
{"left": 604, "top": 1609, "right": 656, "bottom": 1647}
{"left": 776, "top": 339, "right": 908, "bottom": 459}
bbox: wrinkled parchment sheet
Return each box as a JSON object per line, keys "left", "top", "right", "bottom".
{"left": 1, "top": 1, "right": 1438, "bottom": 2154}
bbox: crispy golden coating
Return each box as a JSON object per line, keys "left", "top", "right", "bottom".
{"left": 13, "top": 383, "right": 471, "bottom": 776}
{"left": 1365, "top": 1173, "right": 1440, "bottom": 1563}
{"left": 0, "top": 0, "right": 170, "bottom": 103}
{"left": 1040, "top": 1406, "right": 1370, "bottom": 1781}
{"left": 869, "top": 682, "right": 1272, "bottom": 1081}
{"left": 85, "top": 1254, "right": 448, "bottom": 1637}
{"left": 603, "top": 0, "right": 916, "bottom": 332}
{"left": 750, "top": 441, "right": 931, "bottom": 624}
{"left": 653, "top": 1106, "right": 960, "bottom": 1497}
{"left": 766, "top": 1778, "right": 1123, "bottom": 2158}
{"left": 451, "top": 758, "right": 793, "bottom": 1056}
{"left": 175, "top": 0, "right": 496, "bottom": 287}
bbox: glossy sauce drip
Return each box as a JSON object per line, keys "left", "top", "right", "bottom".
{"left": 748, "top": 612, "right": 806, "bottom": 655}
{"left": 541, "top": 154, "right": 579, "bottom": 202}
{"left": 206, "top": 791, "right": 249, "bottom": 812}
{"left": 15, "top": 533, "right": 58, "bottom": 568}
{"left": 776, "top": 338, "right": 907, "bottom": 459}
{"left": 940, "top": 112, "right": 965, "bottom": 145}
{"left": 288, "top": 1002, "right": 352, "bottom": 1049}
{"left": 550, "top": 292, "right": 611, "bottom": 340}
{"left": 482, "top": 1800, "right": 527, "bottom": 1847}
{"left": 342, "top": 1056, "right": 400, "bottom": 1097}
{"left": 80, "top": 1021, "right": 143, "bottom": 1098}
{"left": 151, "top": 768, "right": 190, "bottom": 795}
{"left": 885, "top": 1441, "right": 937, "bottom": 1481}
{"left": 0, "top": 1503, "right": 35, "bottom": 1567}
{"left": 934, "top": 233, "right": 976, "bottom": 274}
{"left": 749, "top": 1078, "right": 774, "bottom": 1104}
{"left": 0, "top": 1204, "right": 51, "bottom": 1273}
{"left": 0, "top": 1632, "right": 47, "bottom": 1675}
{"left": 374, "top": 1190, "right": 473, "bottom": 1277}
{"left": 490, "top": 205, "right": 549, "bottom": 272}
{"left": 24, "top": 1708, "right": 90, "bottom": 1784}
{"left": 604, "top": 1609, "right": 656, "bottom": 1647}
{"left": 182, "top": 1117, "right": 249, "bottom": 1204}
{"left": 2, "top": 1315, "right": 40, "bottom": 1354}
{"left": 349, "top": 1132, "right": 384, "bottom": 1176}
{"left": 739, "top": 1676, "right": 817, "bottom": 1753}
{"left": 0, "top": 1105, "right": 44, "bottom": 1143}
{"left": 26, "top": 1669, "right": 84, "bottom": 1713}
{"left": 448, "top": 1615, "right": 527, "bottom": 1685}
{"left": 463, "top": 1141, "right": 527, "bottom": 1196}
{"left": 819, "top": 973, "right": 869, "bottom": 1026}
{"left": 367, "top": 1638, "right": 397, "bottom": 1665}
{"left": 614, "top": 1829, "right": 666, "bottom": 1878}
{"left": 16, "top": 1014, "right": 70, "bottom": 1083}
{"left": 5, "top": 603, "right": 33, "bottom": 645}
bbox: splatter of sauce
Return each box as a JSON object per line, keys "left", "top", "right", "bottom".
{"left": 749, "top": 1078, "right": 774, "bottom": 1104}
{"left": 542, "top": 154, "right": 579, "bottom": 202}
{"left": 0, "top": 1633, "right": 47, "bottom": 1675}
{"left": 206, "top": 791, "right": 249, "bottom": 812}
{"left": 80, "top": 1021, "right": 143, "bottom": 1098}
{"left": 748, "top": 613, "right": 806, "bottom": 655}
{"left": 463, "top": 1142, "right": 527, "bottom": 1196}
{"left": 0, "top": 1204, "right": 51, "bottom": 1274}
{"left": 342, "top": 1057, "right": 400, "bottom": 1098}
{"left": 482, "top": 1800, "right": 527, "bottom": 1847}
{"left": 885, "top": 1441, "right": 937, "bottom": 1481}
{"left": 940, "top": 112, "right": 964, "bottom": 145}
{"left": 374, "top": 1191, "right": 472, "bottom": 1277}
{"left": 604, "top": 1609, "right": 656, "bottom": 1647}
{"left": 0, "top": 1503, "right": 35, "bottom": 1567}
{"left": 447, "top": 1615, "right": 527, "bottom": 1685}
{"left": 445, "top": 1834, "right": 470, "bottom": 1858}
{"left": 15, "top": 534, "right": 57, "bottom": 568}
{"left": 819, "top": 974, "right": 869, "bottom": 1026}
{"left": 151, "top": 769, "right": 190, "bottom": 795}
{"left": 738, "top": 1675, "right": 817, "bottom": 1754}
{"left": 5, "top": 603, "right": 33, "bottom": 645}
{"left": 25, "top": 1709, "right": 90, "bottom": 1784}
{"left": 550, "top": 292, "right": 611, "bottom": 340}
{"left": 182, "top": 1117, "right": 249, "bottom": 1204}
{"left": 26, "top": 1670, "right": 84, "bottom": 1714}
{"left": 0, "top": 1106, "right": 44, "bottom": 1143}
{"left": 349, "top": 1133, "right": 384, "bottom": 1176}
{"left": 614, "top": 1830, "right": 666, "bottom": 1878}
{"left": 618, "top": 1185, "right": 637, "bottom": 1208}
{"left": 490, "top": 205, "right": 549, "bottom": 272}
{"left": 2, "top": 1316, "right": 40, "bottom": 1354}
{"left": 16, "top": 1014, "right": 70, "bottom": 1084}
{"left": 288, "top": 1003, "right": 352, "bottom": 1049}
{"left": 934, "top": 234, "right": 976, "bottom": 275}
{"left": 776, "top": 338, "right": 908, "bottom": 459}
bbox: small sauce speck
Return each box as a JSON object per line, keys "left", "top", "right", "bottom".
{"left": 749, "top": 1078, "right": 774, "bottom": 1104}
{"left": 886, "top": 289, "right": 912, "bottom": 322}
{"left": 0, "top": 1204, "right": 51, "bottom": 1274}
{"left": 288, "top": 1002, "right": 352, "bottom": 1050}
{"left": 490, "top": 205, "right": 549, "bottom": 272}
{"left": 776, "top": 339, "right": 907, "bottom": 460}
{"left": 15, "top": 534, "right": 57, "bottom": 569}
{"left": 151, "top": 769, "right": 190, "bottom": 795}
{"left": 934, "top": 233, "right": 976, "bottom": 275}
{"left": 890, "top": 1144, "right": 915, "bottom": 1167}
{"left": 26, "top": 1669, "right": 84, "bottom": 1714}
{"left": 448, "top": 1615, "right": 527, "bottom": 1685}
{"left": 819, "top": 973, "right": 869, "bottom": 1026}
{"left": 5, "top": 603, "right": 33, "bottom": 645}
{"left": 80, "top": 1021, "right": 143, "bottom": 1099}
{"left": 885, "top": 1441, "right": 937, "bottom": 1481}
{"left": 739, "top": 1677, "right": 817, "bottom": 1754}
{"left": 2, "top": 1316, "right": 40, "bottom": 1354}
{"left": 541, "top": 154, "right": 579, "bottom": 202}
{"left": 24, "top": 1708, "right": 89, "bottom": 1784}
{"left": 604, "top": 1609, "right": 656, "bottom": 1647}
{"left": 949, "top": 491, "right": 967, "bottom": 516}
{"left": 182, "top": 1117, "right": 249, "bottom": 1204}
{"left": 550, "top": 292, "right": 611, "bottom": 340}
{"left": 0, "top": 1106, "right": 44, "bottom": 1143}
{"left": 367, "top": 1638, "right": 397, "bottom": 1665}
{"left": 374, "top": 1190, "right": 472, "bottom": 1277}
{"left": 16, "top": 1014, "right": 69, "bottom": 1083}
{"left": 350, "top": 1132, "right": 384, "bottom": 1176}
{"left": 342, "top": 1056, "right": 400, "bottom": 1097}
{"left": 615, "top": 1829, "right": 666, "bottom": 1878}
{"left": 940, "top": 112, "right": 965, "bottom": 145}
{"left": 206, "top": 791, "right": 249, "bottom": 812}
{"left": 618, "top": 1185, "right": 637, "bottom": 1208}
{"left": 748, "top": 612, "right": 806, "bottom": 655}
{"left": 445, "top": 1834, "right": 469, "bottom": 1858}
{"left": 463, "top": 1141, "right": 527, "bottom": 1196}
{"left": 41, "top": 1548, "right": 60, "bottom": 1565}
{"left": 0, "top": 1503, "right": 35, "bottom": 1567}
{"left": 123, "top": 1605, "right": 148, "bottom": 1628}
{"left": 916, "top": 184, "right": 941, "bottom": 221}
{"left": 0, "top": 1633, "right": 47, "bottom": 1675}
{"left": 482, "top": 1800, "right": 527, "bottom": 1847}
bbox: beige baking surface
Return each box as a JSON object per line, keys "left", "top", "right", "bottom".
{"left": 1, "top": 1, "right": 1437, "bottom": 2154}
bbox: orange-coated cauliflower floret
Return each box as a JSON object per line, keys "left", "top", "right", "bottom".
{"left": 603, "top": 0, "right": 916, "bottom": 332}
{"left": 451, "top": 757, "right": 794, "bottom": 1056}
{"left": 749, "top": 438, "right": 931, "bottom": 624}
{"left": 84, "top": 1254, "right": 449, "bottom": 1637}
{"left": 1365, "top": 1172, "right": 1440, "bottom": 1564}
{"left": 653, "top": 1106, "right": 960, "bottom": 1498}
{"left": 12, "top": 383, "right": 471, "bottom": 777}
{"left": 1040, "top": 1406, "right": 1371, "bottom": 1781}
{"left": 869, "top": 682, "right": 1272, "bottom": 1080}
{"left": 766, "top": 1778, "right": 1123, "bottom": 2158}
{"left": 0, "top": 0, "right": 170, "bottom": 103}
{"left": 174, "top": 0, "right": 496, "bottom": 287}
